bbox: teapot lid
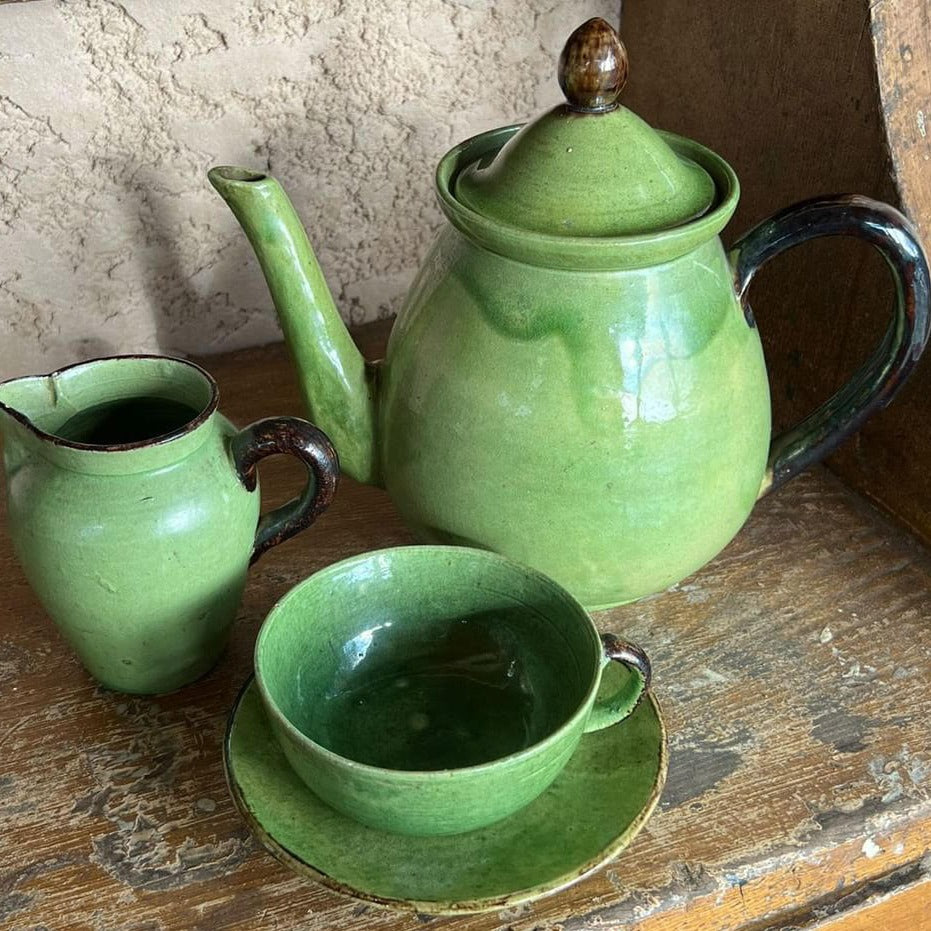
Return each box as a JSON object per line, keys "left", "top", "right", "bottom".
{"left": 453, "top": 18, "right": 716, "bottom": 237}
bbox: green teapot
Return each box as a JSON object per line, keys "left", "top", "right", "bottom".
{"left": 210, "top": 18, "right": 930, "bottom": 608}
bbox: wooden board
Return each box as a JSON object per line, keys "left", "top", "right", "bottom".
{"left": 860, "top": 1, "right": 931, "bottom": 546}
{"left": 621, "top": 0, "right": 931, "bottom": 548}
{"left": 1, "top": 326, "right": 930, "bottom": 930}
{"left": 802, "top": 876, "right": 931, "bottom": 930}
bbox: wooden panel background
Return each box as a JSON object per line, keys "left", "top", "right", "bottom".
{"left": 621, "top": 0, "right": 931, "bottom": 542}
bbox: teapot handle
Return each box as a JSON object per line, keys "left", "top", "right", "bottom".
{"left": 729, "top": 195, "right": 931, "bottom": 496}
{"left": 231, "top": 417, "right": 339, "bottom": 563}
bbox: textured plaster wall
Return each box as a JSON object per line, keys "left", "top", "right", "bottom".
{"left": 0, "top": 0, "right": 617, "bottom": 377}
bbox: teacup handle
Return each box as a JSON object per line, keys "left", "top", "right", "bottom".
{"left": 729, "top": 195, "right": 931, "bottom": 497}
{"left": 584, "top": 633, "right": 652, "bottom": 733}
{"left": 231, "top": 417, "right": 340, "bottom": 564}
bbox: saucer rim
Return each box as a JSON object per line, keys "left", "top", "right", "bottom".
{"left": 223, "top": 675, "right": 668, "bottom": 917}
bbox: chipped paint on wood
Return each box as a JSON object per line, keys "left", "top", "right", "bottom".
{"left": 800, "top": 864, "right": 931, "bottom": 930}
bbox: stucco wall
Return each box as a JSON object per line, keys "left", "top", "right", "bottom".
{"left": 0, "top": 0, "right": 617, "bottom": 377}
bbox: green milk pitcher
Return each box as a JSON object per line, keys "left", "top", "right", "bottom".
{"left": 0, "top": 355, "right": 338, "bottom": 694}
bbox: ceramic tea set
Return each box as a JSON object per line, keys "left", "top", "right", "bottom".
{"left": 1, "top": 18, "right": 929, "bottom": 914}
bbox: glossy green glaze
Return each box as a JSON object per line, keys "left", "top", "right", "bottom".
{"left": 0, "top": 358, "right": 253, "bottom": 693}
{"left": 210, "top": 133, "right": 768, "bottom": 608}
{"left": 380, "top": 194, "right": 771, "bottom": 608}
{"left": 208, "top": 167, "right": 379, "bottom": 485}
{"left": 0, "top": 356, "right": 337, "bottom": 694}
{"left": 226, "top": 675, "right": 667, "bottom": 914}
{"left": 455, "top": 106, "right": 715, "bottom": 237}
{"left": 435, "top": 128, "right": 740, "bottom": 270}
{"left": 454, "top": 16, "right": 710, "bottom": 238}
{"left": 209, "top": 24, "right": 927, "bottom": 608}
{"left": 254, "top": 546, "right": 649, "bottom": 836}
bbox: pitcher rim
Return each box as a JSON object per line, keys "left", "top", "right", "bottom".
{"left": 0, "top": 354, "right": 219, "bottom": 453}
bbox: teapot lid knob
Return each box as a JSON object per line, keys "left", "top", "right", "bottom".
{"left": 558, "top": 18, "right": 628, "bottom": 113}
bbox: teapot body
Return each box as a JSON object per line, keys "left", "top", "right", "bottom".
{"left": 379, "top": 227, "right": 771, "bottom": 607}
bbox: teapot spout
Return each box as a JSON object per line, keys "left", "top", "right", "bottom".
{"left": 208, "top": 166, "right": 380, "bottom": 485}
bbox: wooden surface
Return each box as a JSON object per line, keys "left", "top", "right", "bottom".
{"left": 810, "top": 878, "right": 931, "bottom": 930}
{"left": 621, "top": 0, "right": 931, "bottom": 548}
{"left": 2, "top": 323, "right": 931, "bottom": 930}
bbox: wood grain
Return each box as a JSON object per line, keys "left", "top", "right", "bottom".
{"left": 620, "top": 0, "right": 931, "bottom": 550}
{"left": 808, "top": 877, "right": 931, "bottom": 930}
{"left": 852, "top": 2, "right": 931, "bottom": 546}
{"left": 1, "top": 323, "right": 930, "bottom": 929}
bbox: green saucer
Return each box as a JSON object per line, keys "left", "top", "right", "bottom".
{"left": 224, "top": 676, "right": 667, "bottom": 916}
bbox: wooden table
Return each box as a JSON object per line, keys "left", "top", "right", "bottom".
{"left": 2, "top": 325, "right": 930, "bottom": 930}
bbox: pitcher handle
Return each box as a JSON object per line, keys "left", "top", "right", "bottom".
{"left": 729, "top": 195, "right": 931, "bottom": 496}
{"left": 231, "top": 417, "right": 339, "bottom": 563}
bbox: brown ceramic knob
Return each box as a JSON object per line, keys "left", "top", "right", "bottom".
{"left": 558, "top": 18, "right": 628, "bottom": 113}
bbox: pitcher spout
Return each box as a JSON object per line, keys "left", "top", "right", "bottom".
{"left": 0, "top": 373, "right": 57, "bottom": 478}
{"left": 0, "top": 374, "right": 53, "bottom": 437}
{"left": 208, "top": 167, "right": 380, "bottom": 486}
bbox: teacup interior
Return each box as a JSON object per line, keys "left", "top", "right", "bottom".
{"left": 258, "top": 548, "right": 599, "bottom": 772}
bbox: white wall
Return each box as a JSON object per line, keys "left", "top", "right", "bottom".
{"left": 0, "top": 0, "right": 617, "bottom": 376}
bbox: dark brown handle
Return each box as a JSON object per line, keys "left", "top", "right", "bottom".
{"left": 231, "top": 417, "right": 339, "bottom": 563}
{"left": 584, "top": 633, "right": 651, "bottom": 734}
{"left": 729, "top": 195, "right": 931, "bottom": 495}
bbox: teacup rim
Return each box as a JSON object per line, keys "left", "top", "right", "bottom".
{"left": 254, "top": 544, "right": 607, "bottom": 780}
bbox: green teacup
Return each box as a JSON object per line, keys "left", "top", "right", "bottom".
{"left": 254, "top": 546, "right": 652, "bottom": 836}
